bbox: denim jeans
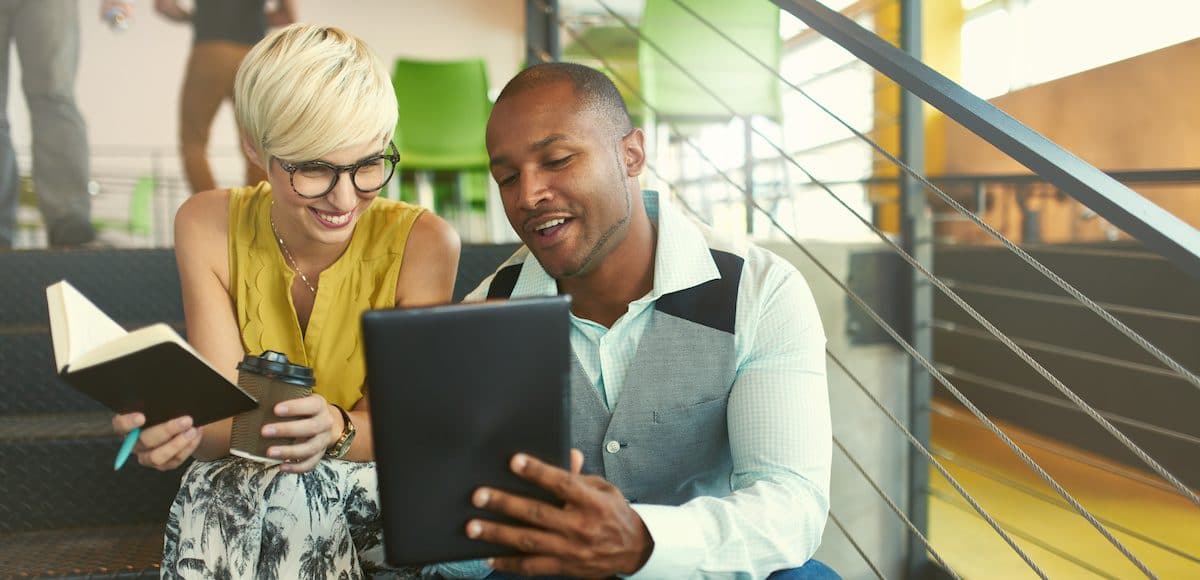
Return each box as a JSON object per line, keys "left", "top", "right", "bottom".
{"left": 481, "top": 559, "right": 840, "bottom": 580}
{"left": 0, "top": 0, "right": 93, "bottom": 247}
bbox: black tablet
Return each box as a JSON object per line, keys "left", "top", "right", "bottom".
{"left": 362, "top": 296, "right": 571, "bottom": 567}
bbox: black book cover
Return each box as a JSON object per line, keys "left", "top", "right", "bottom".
{"left": 63, "top": 341, "right": 257, "bottom": 427}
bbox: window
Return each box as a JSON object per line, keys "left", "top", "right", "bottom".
{"left": 962, "top": 0, "right": 1200, "bottom": 98}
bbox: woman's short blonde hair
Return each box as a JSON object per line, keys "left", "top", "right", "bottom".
{"left": 235, "top": 23, "right": 397, "bottom": 162}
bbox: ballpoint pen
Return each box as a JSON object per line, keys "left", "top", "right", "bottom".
{"left": 114, "top": 427, "right": 140, "bottom": 470}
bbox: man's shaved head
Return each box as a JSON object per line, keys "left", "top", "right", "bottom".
{"left": 494, "top": 62, "right": 634, "bottom": 139}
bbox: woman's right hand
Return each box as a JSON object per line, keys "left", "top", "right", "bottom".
{"left": 112, "top": 413, "right": 201, "bottom": 471}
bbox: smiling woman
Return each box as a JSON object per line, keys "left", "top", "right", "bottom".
{"left": 107, "top": 23, "right": 461, "bottom": 578}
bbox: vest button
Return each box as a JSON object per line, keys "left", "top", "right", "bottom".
{"left": 605, "top": 440, "right": 621, "bottom": 454}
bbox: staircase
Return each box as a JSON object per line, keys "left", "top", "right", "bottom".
{"left": 0, "top": 244, "right": 517, "bottom": 578}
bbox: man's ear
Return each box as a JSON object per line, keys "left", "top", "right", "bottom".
{"left": 622, "top": 128, "right": 646, "bottom": 177}
{"left": 241, "top": 133, "right": 266, "bottom": 171}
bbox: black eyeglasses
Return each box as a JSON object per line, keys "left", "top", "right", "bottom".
{"left": 277, "top": 142, "right": 400, "bottom": 199}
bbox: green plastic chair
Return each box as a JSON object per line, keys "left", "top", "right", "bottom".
{"left": 563, "top": 25, "right": 644, "bottom": 126}
{"left": 89, "top": 175, "right": 155, "bottom": 241}
{"left": 638, "top": 0, "right": 782, "bottom": 231}
{"left": 391, "top": 58, "right": 492, "bottom": 216}
{"left": 127, "top": 175, "right": 154, "bottom": 237}
{"left": 638, "top": 0, "right": 782, "bottom": 123}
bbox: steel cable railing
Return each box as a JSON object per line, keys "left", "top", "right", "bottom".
{"left": 563, "top": 2, "right": 1167, "bottom": 576}
{"left": 552, "top": 23, "right": 1051, "bottom": 580}
{"left": 642, "top": 0, "right": 1200, "bottom": 511}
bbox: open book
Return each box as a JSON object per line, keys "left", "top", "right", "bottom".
{"left": 46, "top": 280, "right": 257, "bottom": 427}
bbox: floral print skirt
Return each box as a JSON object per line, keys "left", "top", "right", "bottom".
{"left": 161, "top": 456, "right": 419, "bottom": 579}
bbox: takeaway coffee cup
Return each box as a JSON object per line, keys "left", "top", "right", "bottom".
{"left": 229, "top": 350, "right": 315, "bottom": 465}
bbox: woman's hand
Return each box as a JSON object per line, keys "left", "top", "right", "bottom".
{"left": 112, "top": 413, "right": 201, "bottom": 471}
{"left": 261, "top": 394, "right": 340, "bottom": 473}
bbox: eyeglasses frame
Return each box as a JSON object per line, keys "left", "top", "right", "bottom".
{"left": 276, "top": 142, "right": 401, "bottom": 199}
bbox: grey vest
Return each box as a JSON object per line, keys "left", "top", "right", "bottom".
{"left": 487, "top": 250, "right": 744, "bottom": 505}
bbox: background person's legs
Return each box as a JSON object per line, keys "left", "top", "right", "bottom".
{"left": 227, "top": 46, "right": 267, "bottom": 189}
{"left": 180, "top": 40, "right": 262, "bottom": 193}
{"left": 14, "top": 0, "right": 93, "bottom": 246}
{"left": 0, "top": 2, "right": 18, "bottom": 248}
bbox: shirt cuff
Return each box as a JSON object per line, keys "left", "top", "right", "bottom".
{"left": 626, "top": 504, "right": 706, "bottom": 579}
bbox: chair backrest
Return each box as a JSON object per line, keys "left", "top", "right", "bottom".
{"left": 639, "top": 0, "right": 782, "bottom": 123}
{"left": 128, "top": 176, "right": 155, "bottom": 237}
{"left": 392, "top": 58, "right": 492, "bottom": 171}
{"left": 563, "top": 25, "right": 644, "bottom": 126}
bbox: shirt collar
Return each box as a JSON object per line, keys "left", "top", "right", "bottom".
{"left": 508, "top": 190, "right": 720, "bottom": 300}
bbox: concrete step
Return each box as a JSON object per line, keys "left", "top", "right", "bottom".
{"left": 0, "top": 522, "right": 163, "bottom": 578}
{"left": 0, "top": 412, "right": 182, "bottom": 533}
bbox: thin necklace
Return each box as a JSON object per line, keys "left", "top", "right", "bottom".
{"left": 269, "top": 202, "right": 317, "bottom": 294}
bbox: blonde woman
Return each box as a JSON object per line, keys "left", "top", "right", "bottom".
{"left": 110, "top": 24, "right": 460, "bottom": 577}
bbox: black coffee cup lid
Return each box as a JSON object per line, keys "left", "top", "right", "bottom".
{"left": 237, "top": 350, "right": 315, "bottom": 387}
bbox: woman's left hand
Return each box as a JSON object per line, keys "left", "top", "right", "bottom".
{"left": 261, "top": 394, "right": 340, "bottom": 473}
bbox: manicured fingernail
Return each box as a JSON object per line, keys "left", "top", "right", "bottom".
{"left": 467, "top": 520, "right": 482, "bottom": 538}
{"left": 269, "top": 448, "right": 282, "bottom": 458}
{"left": 275, "top": 404, "right": 288, "bottom": 415}
{"left": 176, "top": 416, "right": 193, "bottom": 428}
{"left": 262, "top": 425, "right": 276, "bottom": 437}
{"left": 473, "top": 489, "right": 490, "bottom": 507}
{"left": 512, "top": 454, "right": 528, "bottom": 471}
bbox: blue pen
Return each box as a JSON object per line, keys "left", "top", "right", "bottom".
{"left": 114, "top": 427, "right": 140, "bottom": 470}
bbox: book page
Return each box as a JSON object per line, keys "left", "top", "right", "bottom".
{"left": 46, "top": 280, "right": 128, "bottom": 372}
{"left": 70, "top": 323, "right": 190, "bottom": 371}
{"left": 68, "top": 322, "right": 235, "bottom": 386}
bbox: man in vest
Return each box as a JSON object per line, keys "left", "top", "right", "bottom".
{"left": 449, "top": 62, "right": 833, "bottom": 579}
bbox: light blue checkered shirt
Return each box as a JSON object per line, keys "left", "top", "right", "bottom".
{"left": 443, "top": 192, "right": 831, "bottom": 579}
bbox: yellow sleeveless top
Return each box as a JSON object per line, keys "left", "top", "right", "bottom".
{"left": 227, "top": 182, "right": 424, "bottom": 410}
